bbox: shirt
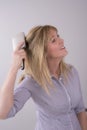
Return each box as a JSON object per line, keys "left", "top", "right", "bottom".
{"left": 7, "top": 66, "right": 85, "bottom": 130}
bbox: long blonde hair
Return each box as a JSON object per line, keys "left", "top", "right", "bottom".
{"left": 20, "top": 25, "right": 70, "bottom": 93}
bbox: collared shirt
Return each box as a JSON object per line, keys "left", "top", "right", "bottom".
{"left": 7, "top": 65, "right": 85, "bottom": 130}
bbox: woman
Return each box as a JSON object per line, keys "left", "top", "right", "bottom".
{"left": 0, "top": 25, "right": 87, "bottom": 130}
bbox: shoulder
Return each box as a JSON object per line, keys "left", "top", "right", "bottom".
{"left": 21, "top": 75, "right": 42, "bottom": 94}
{"left": 66, "top": 64, "right": 80, "bottom": 82}
{"left": 66, "top": 64, "right": 78, "bottom": 75}
{"left": 17, "top": 75, "right": 37, "bottom": 90}
{"left": 22, "top": 74, "right": 37, "bottom": 86}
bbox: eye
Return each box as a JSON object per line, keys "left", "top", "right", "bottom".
{"left": 50, "top": 34, "right": 60, "bottom": 43}
{"left": 51, "top": 38, "right": 56, "bottom": 43}
{"left": 57, "top": 34, "right": 60, "bottom": 37}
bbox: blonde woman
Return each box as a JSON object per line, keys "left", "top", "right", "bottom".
{"left": 0, "top": 25, "right": 87, "bottom": 130}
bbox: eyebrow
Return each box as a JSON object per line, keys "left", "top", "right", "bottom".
{"left": 50, "top": 35, "right": 58, "bottom": 40}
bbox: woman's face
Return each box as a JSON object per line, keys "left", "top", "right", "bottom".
{"left": 46, "top": 29, "right": 68, "bottom": 60}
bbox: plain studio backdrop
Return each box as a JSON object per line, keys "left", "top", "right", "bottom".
{"left": 0, "top": 0, "right": 87, "bottom": 130}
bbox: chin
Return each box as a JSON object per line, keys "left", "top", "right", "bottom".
{"left": 64, "top": 50, "right": 68, "bottom": 56}
{"left": 61, "top": 53, "right": 68, "bottom": 59}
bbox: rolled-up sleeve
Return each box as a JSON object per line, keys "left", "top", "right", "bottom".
{"left": 72, "top": 67, "right": 85, "bottom": 114}
{"left": 74, "top": 88, "right": 85, "bottom": 114}
{"left": 7, "top": 76, "right": 32, "bottom": 118}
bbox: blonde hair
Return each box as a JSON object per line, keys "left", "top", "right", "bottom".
{"left": 19, "top": 25, "right": 70, "bottom": 93}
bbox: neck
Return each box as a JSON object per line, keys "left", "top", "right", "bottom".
{"left": 47, "top": 58, "right": 61, "bottom": 77}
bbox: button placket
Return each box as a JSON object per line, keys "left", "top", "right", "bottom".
{"left": 58, "top": 78, "right": 74, "bottom": 130}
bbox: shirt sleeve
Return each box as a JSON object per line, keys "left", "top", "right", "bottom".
{"left": 7, "top": 76, "right": 32, "bottom": 118}
{"left": 72, "top": 66, "right": 85, "bottom": 114}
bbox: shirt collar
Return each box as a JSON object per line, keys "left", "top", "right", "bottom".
{"left": 51, "top": 73, "right": 63, "bottom": 81}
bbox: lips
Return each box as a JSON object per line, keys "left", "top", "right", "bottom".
{"left": 60, "top": 46, "right": 65, "bottom": 50}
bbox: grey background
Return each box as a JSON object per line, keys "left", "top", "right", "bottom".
{"left": 0, "top": 0, "right": 87, "bottom": 130}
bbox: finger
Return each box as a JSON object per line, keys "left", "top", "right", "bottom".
{"left": 17, "top": 49, "right": 26, "bottom": 56}
{"left": 17, "top": 50, "right": 26, "bottom": 59}
{"left": 15, "top": 42, "right": 25, "bottom": 51}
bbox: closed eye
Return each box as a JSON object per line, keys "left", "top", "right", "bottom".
{"left": 51, "top": 34, "right": 59, "bottom": 43}
{"left": 49, "top": 33, "right": 60, "bottom": 43}
{"left": 57, "top": 34, "right": 60, "bottom": 37}
{"left": 51, "top": 38, "right": 56, "bottom": 43}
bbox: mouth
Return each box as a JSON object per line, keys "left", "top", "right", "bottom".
{"left": 60, "top": 46, "right": 65, "bottom": 50}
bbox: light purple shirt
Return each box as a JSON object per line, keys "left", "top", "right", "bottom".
{"left": 7, "top": 65, "right": 85, "bottom": 130}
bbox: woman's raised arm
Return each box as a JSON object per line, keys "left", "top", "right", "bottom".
{"left": 0, "top": 42, "right": 26, "bottom": 119}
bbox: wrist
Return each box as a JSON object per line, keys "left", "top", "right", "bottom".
{"left": 9, "top": 65, "right": 19, "bottom": 75}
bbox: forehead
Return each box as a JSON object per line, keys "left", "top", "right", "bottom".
{"left": 49, "top": 28, "right": 57, "bottom": 34}
{"left": 48, "top": 29, "right": 58, "bottom": 38}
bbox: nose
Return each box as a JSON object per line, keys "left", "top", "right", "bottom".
{"left": 58, "top": 37, "right": 64, "bottom": 45}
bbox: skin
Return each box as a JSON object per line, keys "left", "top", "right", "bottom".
{"left": 77, "top": 112, "right": 87, "bottom": 130}
{"left": 46, "top": 29, "right": 68, "bottom": 77}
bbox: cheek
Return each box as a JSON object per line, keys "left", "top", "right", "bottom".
{"left": 47, "top": 46, "right": 58, "bottom": 57}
